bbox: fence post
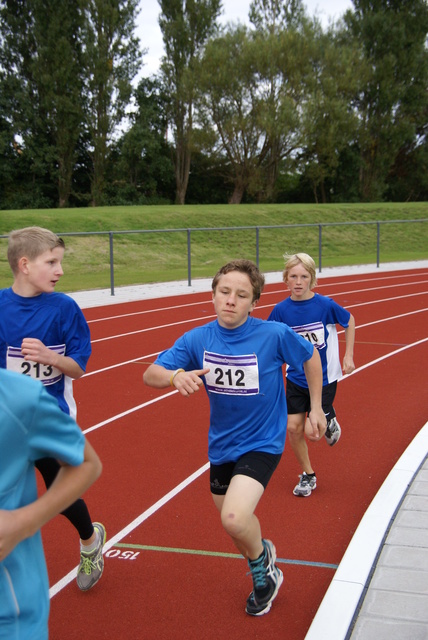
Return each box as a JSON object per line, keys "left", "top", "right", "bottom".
{"left": 256, "top": 227, "right": 260, "bottom": 267}
{"left": 109, "top": 232, "right": 115, "bottom": 296}
{"left": 377, "top": 222, "right": 380, "bottom": 267}
{"left": 187, "top": 229, "right": 192, "bottom": 286}
{"left": 318, "top": 225, "right": 322, "bottom": 273}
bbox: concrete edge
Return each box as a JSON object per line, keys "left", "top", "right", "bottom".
{"left": 67, "top": 260, "right": 428, "bottom": 309}
{"left": 304, "top": 420, "right": 428, "bottom": 640}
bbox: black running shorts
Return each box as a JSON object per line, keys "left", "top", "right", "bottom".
{"left": 286, "top": 378, "right": 337, "bottom": 420}
{"left": 210, "top": 451, "right": 282, "bottom": 495}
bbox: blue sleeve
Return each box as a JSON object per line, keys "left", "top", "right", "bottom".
{"left": 274, "top": 321, "right": 314, "bottom": 370}
{"left": 155, "top": 332, "right": 200, "bottom": 371}
{"left": 267, "top": 308, "right": 276, "bottom": 321}
{"left": 62, "top": 298, "right": 92, "bottom": 372}
{"left": 328, "top": 299, "right": 351, "bottom": 327}
{"left": 267, "top": 301, "right": 285, "bottom": 323}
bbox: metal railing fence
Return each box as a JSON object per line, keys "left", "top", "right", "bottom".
{"left": 1, "top": 218, "right": 426, "bottom": 295}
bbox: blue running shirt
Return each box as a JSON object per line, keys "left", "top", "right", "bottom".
{"left": 155, "top": 316, "right": 313, "bottom": 464}
{"left": 0, "top": 288, "right": 91, "bottom": 418}
{"left": 268, "top": 293, "right": 351, "bottom": 387}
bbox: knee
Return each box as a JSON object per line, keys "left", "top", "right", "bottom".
{"left": 287, "top": 421, "right": 304, "bottom": 438}
{"left": 220, "top": 509, "right": 247, "bottom": 539}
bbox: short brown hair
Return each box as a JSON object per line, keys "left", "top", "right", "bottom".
{"left": 7, "top": 226, "right": 65, "bottom": 275}
{"left": 212, "top": 259, "right": 265, "bottom": 302}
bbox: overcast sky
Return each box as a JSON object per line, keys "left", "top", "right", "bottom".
{"left": 136, "top": 0, "right": 354, "bottom": 78}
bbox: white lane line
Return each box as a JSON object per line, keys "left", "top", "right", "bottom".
{"left": 90, "top": 314, "right": 213, "bottom": 343}
{"left": 83, "top": 307, "right": 428, "bottom": 376}
{"left": 49, "top": 462, "right": 209, "bottom": 598}
{"left": 88, "top": 291, "right": 427, "bottom": 343}
{"left": 49, "top": 337, "right": 428, "bottom": 598}
{"left": 82, "top": 389, "right": 178, "bottom": 434}
{"left": 85, "top": 273, "right": 428, "bottom": 324}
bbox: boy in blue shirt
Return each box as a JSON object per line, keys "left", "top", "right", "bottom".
{"left": 268, "top": 253, "right": 355, "bottom": 497}
{"left": 0, "top": 226, "right": 106, "bottom": 590}
{"left": 143, "top": 259, "right": 326, "bottom": 616}
{"left": 0, "top": 368, "right": 102, "bottom": 640}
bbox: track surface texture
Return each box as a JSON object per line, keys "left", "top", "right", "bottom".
{"left": 43, "top": 267, "right": 428, "bottom": 639}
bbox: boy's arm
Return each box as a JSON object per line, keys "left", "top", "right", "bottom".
{"left": 0, "top": 440, "right": 102, "bottom": 561}
{"left": 143, "top": 363, "right": 209, "bottom": 397}
{"left": 343, "top": 313, "right": 356, "bottom": 374}
{"left": 20, "top": 338, "right": 85, "bottom": 379}
{"left": 303, "top": 349, "right": 327, "bottom": 439}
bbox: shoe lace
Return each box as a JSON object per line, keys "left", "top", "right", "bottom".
{"left": 299, "top": 473, "right": 312, "bottom": 487}
{"left": 79, "top": 554, "right": 96, "bottom": 576}
{"left": 79, "top": 545, "right": 102, "bottom": 575}
{"left": 247, "top": 555, "right": 267, "bottom": 590}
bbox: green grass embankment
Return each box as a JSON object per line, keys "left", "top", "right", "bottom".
{"left": 1, "top": 203, "right": 427, "bottom": 291}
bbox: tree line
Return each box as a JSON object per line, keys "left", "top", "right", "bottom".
{"left": 1, "top": 0, "right": 427, "bottom": 210}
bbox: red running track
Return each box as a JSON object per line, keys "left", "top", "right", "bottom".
{"left": 43, "top": 268, "right": 428, "bottom": 639}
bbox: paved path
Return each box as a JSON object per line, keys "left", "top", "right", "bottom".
{"left": 305, "top": 425, "right": 428, "bottom": 640}
{"left": 350, "top": 452, "right": 428, "bottom": 640}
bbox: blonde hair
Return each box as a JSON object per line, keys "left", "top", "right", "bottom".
{"left": 282, "top": 252, "right": 317, "bottom": 289}
{"left": 7, "top": 226, "right": 65, "bottom": 275}
{"left": 212, "top": 259, "right": 265, "bottom": 302}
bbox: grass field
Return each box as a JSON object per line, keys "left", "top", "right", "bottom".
{"left": 0, "top": 202, "right": 427, "bottom": 291}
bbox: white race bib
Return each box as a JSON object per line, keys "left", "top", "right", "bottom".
{"left": 292, "top": 322, "right": 325, "bottom": 350}
{"left": 203, "top": 350, "right": 259, "bottom": 396}
{"left": 6, "top": 344, "right": 65, "bottom": 386}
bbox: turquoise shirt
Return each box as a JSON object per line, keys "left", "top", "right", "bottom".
{"left": 0, "top": 370, "right": 85, "bottom": 640}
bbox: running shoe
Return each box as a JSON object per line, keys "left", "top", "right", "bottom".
{"left": 245, "top": 539, "right": 283, "bottom": 616}
{"left": 325, "top": 417, "right": 341, "bottom": 446}
{"left": 77, "top": 522, "right": 106, "bottom": 591}
{"left": 293, "top": 472, "right": 317, "bottom": 497}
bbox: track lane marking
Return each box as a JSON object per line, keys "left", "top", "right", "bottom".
{"left": 111, "top": 543, "right": 338, "bottom": 570}
{"left": 88, "top": 293, "right": 427, "bottom": 344}
{"left": 84, "top": 307, "right": 428, "bottom": 376}
{"left": 49, "top": 336, "right": 428, "bottom": 598}
{"left": 49, "top": 462, "right": 209, "bottom": 597}
{"left": 85, "top": 273, "right": 428, "bottom": 324}
{"left": 83, "top": 335, "right": 428, "bottom": 435}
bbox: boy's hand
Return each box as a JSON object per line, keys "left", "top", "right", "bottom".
{"left": 0, "top": 510, "right": 25, "bottom": 561}
{"left": 342, "top": 355, "right": 355, "bottom": 375}
{"left": 172, "top": 368, "right": 210, "bottom": 397}
{"left": 21, "top": 338, "right": 84, "bottom": 379}
{"left": 21, "top": 338, "right": 53, "bottom": 366}
{"left": 306, "top": 408, "right": 327, "bottom": 441}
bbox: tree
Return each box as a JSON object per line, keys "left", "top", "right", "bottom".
{"left": 346, "top": 0, "right": 428, "bottom": 200}
{"left": 249, "top": 0, "right": 305, "bottom": 32}
{"left": 196, "top": 27, "right": 264, "bottom": 203}
{"left": 158, "top": 0, "right": 222, "bottom": 205}
{"left": 80, "top": 0, "right": 142, "bottom": 206}
{"left": 0, "top": 0, "right": 85, "bottom": 208}
{"left": 197, "top": 17, "right": 313, "bottom": 204}
{"left": 33, "top": 0, "right": 86, "bottom": 207}
{"left": 386, "top": 131, "right": 428, "bottom": 201}
{"left": 248, "top": 0, "right": 310, "bottom": 201}
{"left": 107, "top": 77, "right": 175, "bottom": 204}
{"left": 297, "top": 22, "right": 364, "bottom": 203}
